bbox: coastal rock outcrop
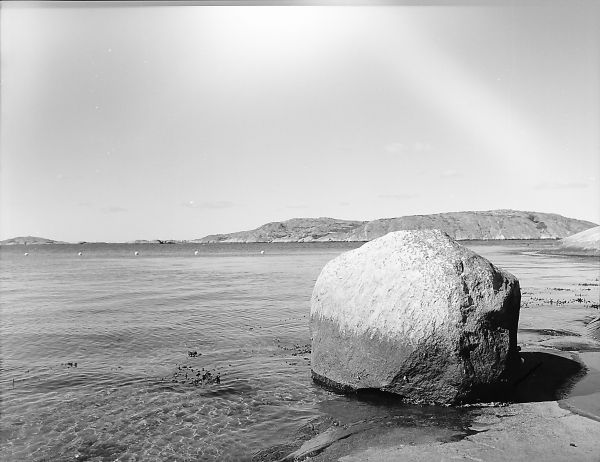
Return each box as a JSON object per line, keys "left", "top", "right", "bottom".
{"left": 310, "top": 230, "right": 521, "bottom": 404}
{"left": 556, "top": 226, "right": 600, "bottom": 256}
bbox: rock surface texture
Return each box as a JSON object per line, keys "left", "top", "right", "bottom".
{"left": 310, "top": 230, "right": 521, "bottom": 404}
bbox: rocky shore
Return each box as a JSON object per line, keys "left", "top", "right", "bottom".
{"left": 275, "top": 319, "right": 600, "bottom": 462}
{"left": 267, "top": 233, "right": 600, "bottom": 462}
{"left": 328, "top": 400, "right": 600, "bottom": 461}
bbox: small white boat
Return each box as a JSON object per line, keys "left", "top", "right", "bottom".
{"left": 23, "top": 252, "right": 29, "bottom": 256}
{"left": 134, "top": 251, "right": 139, "bottom": 256}
{"left": 260, "top": 250, "right": 265, "bottom": 255}
{"left": 78, "top": 251, "right": 83, "bottom": 256}
{"left": 194, "top": 250, "right": 199, "bottom": 255}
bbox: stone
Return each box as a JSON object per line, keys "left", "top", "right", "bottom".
{"left": 557, "top": 225, "right": 600, "bottom": 256}
{"left": 310, "top": 230, "right": 521, "bottom": 404}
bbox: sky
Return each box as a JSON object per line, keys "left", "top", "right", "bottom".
{"left": 1, "top": 1, "right": 599, "bottom": 242}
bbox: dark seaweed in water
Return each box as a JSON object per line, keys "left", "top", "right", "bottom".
{"left": 274, "top": 339, "right": 311, "bottom": 356}
{"left": 167, "top": 364, "right": 221, "bottom": 387}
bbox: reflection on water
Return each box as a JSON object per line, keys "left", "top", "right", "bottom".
{"left": 0, "top": 241, "right": 598, "bottom": 460}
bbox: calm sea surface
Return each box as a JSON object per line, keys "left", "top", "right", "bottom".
{"left": 1, "top": 241, "right": 598, "bottom": 461}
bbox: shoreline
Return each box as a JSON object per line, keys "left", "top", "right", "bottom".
{"left": 271, "top": 295, "right": 600, "bottom": 461}
{"left": 0, "top": 237, "right": 569, "bottom": 246}
{"left": 273, "top": 349, "right": 600, "bottom": 462}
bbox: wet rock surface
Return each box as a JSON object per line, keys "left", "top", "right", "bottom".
{"left": 331, "top": 401, "right": 600, "bottom": 462}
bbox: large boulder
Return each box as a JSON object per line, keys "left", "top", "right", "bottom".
{"left": 310, "top": 230, "right": 521, "bottom": 404}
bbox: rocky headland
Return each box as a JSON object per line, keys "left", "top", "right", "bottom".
{"left": 196, "top": 210, "right": 596, "bottom": 243}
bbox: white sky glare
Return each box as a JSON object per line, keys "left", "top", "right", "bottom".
{"left": 1, "top": 2, "right": 599, "bottom": 241}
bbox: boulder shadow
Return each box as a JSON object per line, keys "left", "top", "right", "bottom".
{"left": 509, "top": 351, "right": 587, "bottom": 403}
{"left": 312, "top": 351, "right": 587, "bottom": 405}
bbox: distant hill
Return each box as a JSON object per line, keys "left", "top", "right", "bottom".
{"left": 342, "top": 210, "right": 596, "bottom": 241}
{"left": 0, "top": 236, "right": 68, "bottom": 245}
{"left": 193, "top": 218, "right": 366, "bottom": 243}
{"left": 4, "top": 211, "right": 596, "bottom": 245}
{"left": 195, "top": 210, "right": 597, "bottom": 243}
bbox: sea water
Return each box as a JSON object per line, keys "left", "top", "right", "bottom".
{"left": 1, "top": 241, "right": 598, "bottom": 461}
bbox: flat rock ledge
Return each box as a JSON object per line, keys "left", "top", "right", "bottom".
{"left": 310, "top": 230, "right": 521, "bottom": 404}
{"left": 336, "top": 401, "right": 600, "bottom": 462}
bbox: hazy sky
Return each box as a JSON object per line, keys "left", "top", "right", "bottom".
{"left": 1, "top": 1, "right": 599, "bottom": 241}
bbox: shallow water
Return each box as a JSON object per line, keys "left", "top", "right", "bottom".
{"left": 1, "top": 241, "right": 598, "bottom": 460}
